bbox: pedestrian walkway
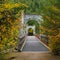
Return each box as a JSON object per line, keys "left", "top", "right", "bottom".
{"left": 22, "top": 36, "right": 49, "bottom": 52}
{"left": 7, "top": 52, "right": 60, "bottom": 60}
{"left": 6, "top": 36, "right": 60, "bottom": 60}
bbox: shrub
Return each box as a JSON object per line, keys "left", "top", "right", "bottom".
{"left": 49, "top": 33, "right": 60, "bottom": 55}
{"left": 0, "top": 1, "right": 27, "bottom": 56}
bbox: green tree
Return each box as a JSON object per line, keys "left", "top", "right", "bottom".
{"left": 41, "top": 0, "right": 60, "bottom": 55}
{"left": 27, "top": 20, "right": 40, "bottom": 34}
{"left": 0, "top": 1, "right": 27, "bottom": 59}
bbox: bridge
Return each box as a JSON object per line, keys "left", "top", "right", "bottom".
{"left": 16, "top": 13, "right": 49, "bottom": 52}
{"left": 22, "top": 36, "right": 49, "bottom": 52}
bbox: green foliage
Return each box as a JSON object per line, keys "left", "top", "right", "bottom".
{"left": 49, "top": 36, "right": 60, "bottom": 55}
{"left": 5, "top": 0, "right": 51, "bottom": 14}
{"left": 27, "top": 20, "right": 40, "bottom": 34}
{"left": 0, "top": 0, "right": 27, "bottom": 58}
{"left": 41, "top": 0, "right": 60, "bottom": 55}
{"left": 28, "top": 28, "right": 33, "bottom": 33}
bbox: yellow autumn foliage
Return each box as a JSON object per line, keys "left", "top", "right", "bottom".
{"left": 0, "top": 2, "right": 27, "bottom": 52}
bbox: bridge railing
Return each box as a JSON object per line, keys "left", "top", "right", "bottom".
{"left": 15, "top": 35, "right": 26, "bottom": 52}
{"left": 39, "top": 34, "right": 49, "bottom": 45}
{"left": 35, "top": 34, "right": 49, "bottom": 45}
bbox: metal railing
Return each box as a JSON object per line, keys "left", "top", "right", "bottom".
{"left": 15, "top": 35, "right": 26, "bottom": 52}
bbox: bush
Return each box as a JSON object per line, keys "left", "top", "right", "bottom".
{"left": 0, "top": 3, "right": 20, "bottom": 52}
{"left": 49, "top": 34, "right": 60, "bottom": 55}
{"left": 0, "top": 2, "right": 27, "bottom": 59}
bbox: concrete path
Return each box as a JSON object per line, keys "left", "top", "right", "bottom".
{"left": 7, "top": 52, "right": 60, "bottom": 60}
{"left": 22, "top": 36, "right": 49, "bottom": 51}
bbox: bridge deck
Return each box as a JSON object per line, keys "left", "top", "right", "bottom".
{"left": 22, "top": 36, "right": 49, "bottom": 52}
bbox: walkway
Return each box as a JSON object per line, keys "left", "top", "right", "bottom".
{"left": 22, "top": 36, "right": 49, "bottom": 51}
{"left": 6, "top": 36, "right": 60, "bottom": 60}
{"left": 7, "top": 52, "right": 60, "bottom": 60}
